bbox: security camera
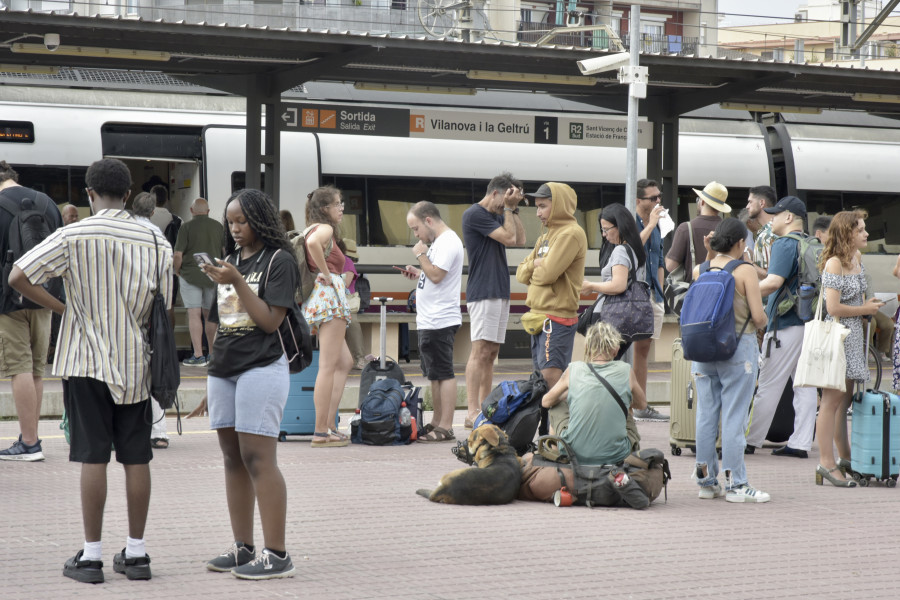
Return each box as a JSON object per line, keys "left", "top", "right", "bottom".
{"left": 44, "top": 33, "right": 60, "bottom": 52}
{"left": 576, "top": 53, "right": 630, "bottom": 76}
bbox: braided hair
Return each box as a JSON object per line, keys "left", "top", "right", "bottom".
{"left": 223, "top": 188, "right": 300, "bottom": 288}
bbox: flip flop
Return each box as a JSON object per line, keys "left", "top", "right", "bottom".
{"left": 311, "top": 431, "right": 349, "bottom": 448}
{"left": 150, "top": 438, "right": 169, "bottom": 449}
{"left": 417, "top": 426, "right": 455, "bottom": 443}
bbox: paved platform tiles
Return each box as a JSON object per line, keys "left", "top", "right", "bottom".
{"left": 2, "top": 407, "right": 898, "bottom": 600}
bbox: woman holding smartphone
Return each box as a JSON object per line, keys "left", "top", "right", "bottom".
{"left": 302, "top": 185, "right": 353, "bottom": 448}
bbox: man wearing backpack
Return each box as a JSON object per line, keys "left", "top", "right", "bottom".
{"left": 0, "top": 160, "right": 63, "bottom": 461}
{"left": 9, "top": 158, "right": 172, "bottom": 582}
{"left": 745, "top": 196, "right": 817, "bottom": 458}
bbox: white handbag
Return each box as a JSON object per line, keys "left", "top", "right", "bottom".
{"left": 795, "top": 285, "right": 851, "bottom": 391}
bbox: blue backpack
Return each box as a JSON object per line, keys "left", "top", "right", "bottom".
{"left": 679, "top": 260, "right": 751, "bottom": 363}
{"left": 353, "top": 379, "right": 408, "bottom": 446}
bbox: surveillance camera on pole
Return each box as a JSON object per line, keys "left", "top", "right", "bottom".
{"left": 576, "top": 53, "right": 630, "bottom": 75}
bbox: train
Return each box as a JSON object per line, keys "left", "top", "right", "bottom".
{"left": 3, "top": 76, "right": 900, "bottom": 312}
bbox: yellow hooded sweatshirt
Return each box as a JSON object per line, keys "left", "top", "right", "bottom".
{"left": 515, "top": 182, "right": 586, "bottom": 319}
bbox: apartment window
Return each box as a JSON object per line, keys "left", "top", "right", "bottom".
{"left": 824, "top": 47, "right": 834, "bottom": 61}
{"left": 391, "top": 0, "right": 407, "bottom": 8}
{"left": 520, "top": 8, "right": 532, "bottom": 22}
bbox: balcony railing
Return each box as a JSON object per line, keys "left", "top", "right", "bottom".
{"left": 517, "top": 23, "right": 698, "bottom": 55}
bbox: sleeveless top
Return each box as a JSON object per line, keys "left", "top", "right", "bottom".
{"left": 304, "top": 224, "right": 345, "bottom": 275}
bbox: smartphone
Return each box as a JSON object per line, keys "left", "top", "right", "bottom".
{"left": 393, "top": 265, "right": 415, "bottom": 276}
{"left": 193, "top": 252, "right": 214, "bottom": 267}
{"left": 873, "top": 292, "right": 894, "bottom": 303}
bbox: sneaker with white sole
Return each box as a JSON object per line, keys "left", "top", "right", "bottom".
{"left": 698, "top": 484, "right": 725, "bottom": 499}
{"left": 232, "top": 549, "right": 296, "bottom": 580}
{"left": 634, "top": 407, "right": 669, "bottom": 422}
{"left": 0, "top": 438, "right": 44, "bottom": 461}
{"left": 206, "top": 542, "right": 255, "bottom": 572}
{"left": 726, "top": 484, "right": 771, "bottom": 503}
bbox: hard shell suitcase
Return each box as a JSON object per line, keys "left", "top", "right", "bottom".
{"left": 358, "top": 297, "right": 406, "bottom": 405}
{"left": 278, "top": 351, "right": 337, "bottom": 441}
{"left": 850, "top": 389, "right": 900, "bottom": 486}
{"left": 669, "top": 338, "right": 720, "bottom": 456}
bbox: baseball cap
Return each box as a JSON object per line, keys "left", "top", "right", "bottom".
{"left": 764, "top": 196, "right": 807, "bottom": 220}
{"left": 524, "top": 183, "right": 552, "bottom": 199}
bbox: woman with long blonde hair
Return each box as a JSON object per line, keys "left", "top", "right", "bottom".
{"left": 815, "top": 210, "right": 885, "bottom": 487}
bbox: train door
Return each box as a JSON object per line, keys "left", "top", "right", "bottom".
{"left": 101, "top": 123, "right": 204, "bottom": 220}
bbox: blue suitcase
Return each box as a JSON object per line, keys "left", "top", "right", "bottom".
{"left": 278, "top": 352, "right": 338, "bottom": 441}
{"left": 850, "top": 389, "right": 900, "bottom": 486}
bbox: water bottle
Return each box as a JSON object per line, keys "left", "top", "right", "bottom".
{"left": 349, "top": 409, "right": 361, "bottom": 439}
{"left": 798, "top": 284, "right": 816, "bottom": 321}
{"left": 399, "top": 402, "right": 411, "bottom": 426}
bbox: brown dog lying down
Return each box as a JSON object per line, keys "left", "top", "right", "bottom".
{"left": 416, "top": 424, "right": 522, "bottom": 505}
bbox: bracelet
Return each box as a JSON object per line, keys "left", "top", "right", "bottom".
{"left": 415, "top": 252, "right": 425, "bottom": 259}
{"left": 504, "top": 207, "right": 520, "bottom": 214}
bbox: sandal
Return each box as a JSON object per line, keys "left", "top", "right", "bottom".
{"left": 328, "top": 429, "right": 350, "bottom": 442}
{"left": 417, "top": 426, "right": 455, "bottom": 443}
{"left": 310, "top": 431, "right": 349, "bottom": 448}
{"left": 464, "top": 418, "right": 475, "bottom": 430}
{"left": 150, "top": 438, "right": 169, "bottom": 449}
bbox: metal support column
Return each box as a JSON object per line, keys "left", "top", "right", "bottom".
{"left": 245, "top": 87, "right": 263, "bottom": 192}
{"left": 624, "top": 4, "right": 641, "bottom": 214}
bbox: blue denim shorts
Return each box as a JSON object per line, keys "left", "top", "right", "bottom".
{"left": 530, "top": 319, "right": 576, "bottom": 371}
{"left": 208, "top": 354, "right": 289, "bottom": 438}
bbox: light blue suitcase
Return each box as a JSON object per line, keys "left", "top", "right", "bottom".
{"left": 278, "top": 352, "right": 338, "bottom": 441}
{"left": 850, "top": 389, "right": 900, "bottom": 486}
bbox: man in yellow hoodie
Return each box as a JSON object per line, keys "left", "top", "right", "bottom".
{"left": 516, "top": 183, "right": 587, "bottom": 402}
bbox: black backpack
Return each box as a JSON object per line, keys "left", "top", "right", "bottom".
{"left": 148, "top": 233, "right": 180, "bottom": 411}
{"left": 353, "top": 379, "right": 410, "bottom": 446}
{"left": 474, "top": 371, "right": 548, "bottom": 455}
{"left": 0, "top": 188, "right": 62, "bottom": 309}
{"left": 163, "top": 213, "right": 182, "bottom": 248}
{"left": 356, "top": 274, "right": 371, "bottom": 312}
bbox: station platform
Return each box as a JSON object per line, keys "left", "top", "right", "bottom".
{"left": 0, "top": 358, "right": 675, "bottom": 420}
{"left": 3, "top": 403, "right": 898, "bottom": 598}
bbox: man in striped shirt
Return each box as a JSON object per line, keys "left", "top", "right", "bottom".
{"left": 10, "top": 158, "right": 172, "bottom": 584}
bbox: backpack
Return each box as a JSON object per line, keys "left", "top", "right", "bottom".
{"left": 775, "top": 232, "right": 824, "bottom": 322}
{"left": 679, "top": 259, "right": 751, "bottom": 363}
{"left": 290, "top": 225, "right": 332, "bottom": 303}
{"left": 163, "top": 214, "right": 182, "bottom": 248}
{"left": 148, "top": 233, "right": 180, "bottom": 411}
{"left": 353, "top": 379, "right": 409, "bottom": 446}
{"left": 260, "top": 249, "right": 313, "bottom": 374}
{"left": 0, "top": 188, "right": 62, "bottom": 310}
{"left": 474, "top": 371, "right": 548, "bottom": 455}
{"left": 356, "top": 274, "right": 371, "bottom": 312}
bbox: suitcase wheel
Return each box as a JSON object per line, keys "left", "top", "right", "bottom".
{"left": 886, "top": 478, "right": 897, "bottom": 488}
{"left": 278, "top": 432, "right": 287, "bottom": 442}
{"left": 858, "top": 477, "right": 870, "bottom": 487}
{"left": 671, "top": 445, "right": 682, "bottom": 456}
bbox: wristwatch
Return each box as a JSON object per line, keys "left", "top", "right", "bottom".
{"left": 504, "top": 207, "right": 520, "bottom": 215}
{"left": 415, "top": 252, "right": 425, "bottom": 259}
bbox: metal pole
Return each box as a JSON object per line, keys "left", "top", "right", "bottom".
{"left": 624, "top": 4, "right": 640, "bottom": 215}
{"left": 860, "top": 1, "right": 866, "bottom": 68}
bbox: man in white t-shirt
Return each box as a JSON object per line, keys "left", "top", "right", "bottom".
{"left": 402, "top": 201, "right": 464, "bottom": 443}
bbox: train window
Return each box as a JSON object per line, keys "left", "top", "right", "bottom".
{"left": 0, "top": 121, "right": 34, "bottom": 144}
{"left": 805, "top": 190, "right": 900, "bottom": 253}
{"left": 11, "top": 165, "right": 89, "bottom": 206}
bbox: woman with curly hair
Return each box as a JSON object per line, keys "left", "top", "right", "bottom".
{"left": 202, "top": 188, "right": 299, "bottom": 578}
{"left": 302, "top": 185, "right": 353, "bottom": 448}
{"left": 815, "top": 210, "right": 884, "bottom": 487}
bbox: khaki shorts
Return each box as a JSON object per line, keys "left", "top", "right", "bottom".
{"left": 0, "top": 309, "right": 52, "bottom": 377}
{"left": 651, "top": 300, "right": 665, "bottom": 340}
{"left": 469, "top": 298, "right": 510, "bottom": 343}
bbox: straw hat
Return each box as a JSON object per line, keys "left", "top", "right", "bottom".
{"left": 691, "top": 181, "right": 731, "bottom": 214}
{"left": 343, "top": 238, "right": 359, "bottom": 260}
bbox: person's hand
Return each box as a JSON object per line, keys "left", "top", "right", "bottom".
{"left": 533, "top": 257, "right": 543, "bottom": 269}
{"left": 187, "top": 395, "right": 208, "bottom": 418}
{"left": 401, "top": 265, "right": 420, "bottom": 281}
{"left": 647, "top": 204, "right": 665, "bottom": 228}
{"left": 581, "top": 280, "right": 596, "bottom": 296}
{"left": 316, "top": 271, "right": 333, "bottom": 286}
{"left": 503, "top": 186, "right": 524, "bottom": 209}
{"left": 202, "top": 260, "right": 242, "bottom": 285}
{"left": 861, "top": 297, "right": 885, "bottom": 316}
{"left": 893, "top": 254, "right": 900, "bottom": 279}
{"left": 413, "top": 240, "right": 428, "bottom": 257}
{"left": 702, "top": 232, "right": 713, "bottom": 257}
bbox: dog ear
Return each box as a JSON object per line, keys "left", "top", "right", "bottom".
{"left": 481, "top": 425, "right": 501, "bottom": 447}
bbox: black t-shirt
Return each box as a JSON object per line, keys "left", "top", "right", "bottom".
{"left": 207, "top": 247, "right": 298, "bottom": 378}
{"left": 0, "top": 185, "right": 63, "bottom": 314}
{"left": 462, "top": 203, "right": 509, "bottom": 302}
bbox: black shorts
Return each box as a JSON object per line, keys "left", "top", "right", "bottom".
{"left": 63, "top": 377, "right": 153, "bottom": 465}
{"left": 418, "top": 325, "right": 459, "bottom": 381}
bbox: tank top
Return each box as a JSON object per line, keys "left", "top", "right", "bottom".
{"left": 304, "top": 225, "right": 345, "bottom": 275}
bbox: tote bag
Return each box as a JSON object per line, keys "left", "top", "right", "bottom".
{"left": 795, "top": 286, "right": 850, "bottom": 391}
{"left": 598, "top": 246, "right": 654, "bottom": 343}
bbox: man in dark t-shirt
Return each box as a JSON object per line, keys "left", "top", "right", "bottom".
{"left": 461, "top": 172, "right": 526, "bottom": 428}
{"left": 665, "top": 181, "right": 731, "bottom": 283}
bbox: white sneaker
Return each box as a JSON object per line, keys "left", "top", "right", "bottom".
{"left": 698, "top": 484, "right": 725, "bottom": 499}
{"left": 726, "top": 484, "right": 771, "bottom": 503}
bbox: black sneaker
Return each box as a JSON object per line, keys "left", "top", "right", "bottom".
{"left": 113, "top": 549, "right": 152, "bottom": 580}
{"left": 0, "top": 438, "right": 44, "bottom": 461}
{"left": 63, "top": 550, "right": 104, "bottom": 584}
{"left": 206, "top": 541, "right": 255, "bottom": 572}
{"left": 232, "top": 549, "right": 296, "bottom": 580}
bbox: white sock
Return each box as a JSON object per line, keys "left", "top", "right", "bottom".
{"left": 82, "top": 540, "right": 102, "bottom": 561}
{"left": 125, "top": 536, "right": 146, "bottom": 559}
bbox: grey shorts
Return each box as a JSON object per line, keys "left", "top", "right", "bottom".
{"left": 179, "top": 277, "right": 216, "bottom": 310}
{"left": 419, "top": 325, "right": 459, "bottom": 381}
{"left": 468, "top": 298, "right": 510, "bottom": 344}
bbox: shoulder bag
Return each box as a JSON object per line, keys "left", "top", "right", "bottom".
{"left": 663, "top": 221, "right": 694, "bottom": 316}
{"left": 596, "top": 245, "right": 654, "bottom": 343}
{"left": 262, "top": 249, "right": 314, "bottom": 374}
{"left": 794, "top": 280, "right": 851, "bottom": 391}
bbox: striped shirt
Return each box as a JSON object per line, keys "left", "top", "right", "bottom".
{"left": 16, "top": 209, "right": 173, "bottom": 405}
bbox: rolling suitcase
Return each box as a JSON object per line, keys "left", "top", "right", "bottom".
{"left": 669, "top": 338, "right": 720, "bottom": 456}
{"left": 358, "top": 297, "right": 406, "bottom": 405}
{"left": 278, "top": 351, "right": 338, "bottom": 440}
{"left": 850, "top": 389, "right": 900, "bottom": 486}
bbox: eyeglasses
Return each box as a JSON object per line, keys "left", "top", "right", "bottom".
{"left": 330, "top": 202, "right": 345, "bottom": 209}
{"left": 640, "top": 194, "right": 663, "bottom": 202}
{"left": 601, "top": 225, "right": 617, "bottom": 234}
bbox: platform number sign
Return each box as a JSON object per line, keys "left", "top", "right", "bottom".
{"left": 569, "top": 123, "right": 584, "bottom": 140}
{"left": 534, "top": 116, "right": 558, "bottom": 144}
